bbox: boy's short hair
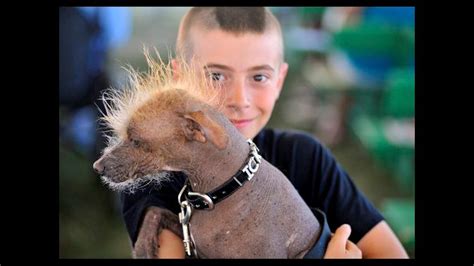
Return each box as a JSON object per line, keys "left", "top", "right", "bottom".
{"left": 176, "top": 7, "right": 284, "bottom": 62}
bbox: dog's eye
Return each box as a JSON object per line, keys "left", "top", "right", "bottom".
{"left": 131, "top": 138, "right": 140, "bottom": 148}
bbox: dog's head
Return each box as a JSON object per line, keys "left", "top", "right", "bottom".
{"left": 93, "top": 53, "right": 229, "bottom": 192}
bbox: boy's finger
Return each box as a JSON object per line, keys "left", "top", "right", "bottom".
{"left": 345, "top": 239, "right": 358, "bottom": 251}
{"left": 345, "top": 240, "right": 362, "bottom": 258}
{"left": 330, "top": 224, "right": 352, "bottom": 248}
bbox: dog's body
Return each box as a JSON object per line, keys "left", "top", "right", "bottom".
{"left": 188, "top": 158, "right": 320, "bottom": 258}
{"left": 93, "top": 58, "right": 322, "bottom": 258}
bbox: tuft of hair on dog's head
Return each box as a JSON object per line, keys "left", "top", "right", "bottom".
{"left": 98, "top": 47, "right": 223, "bottom": 144}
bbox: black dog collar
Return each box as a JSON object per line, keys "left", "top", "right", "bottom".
{"left": 181, "top": 139, "right": 262, "bottom": 210}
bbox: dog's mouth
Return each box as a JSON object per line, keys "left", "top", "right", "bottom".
{"left": 100, "top": 175, "right": 137, "bottom": 192}
{"left": 100, "top": 171, "right": 172, "bottom": 194}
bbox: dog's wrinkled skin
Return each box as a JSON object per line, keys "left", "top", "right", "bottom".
{"left": 94, "top": 89, "right": 321, "bottom": 258}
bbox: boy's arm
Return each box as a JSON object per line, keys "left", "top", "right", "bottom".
{"left": 154, "top": 229, "right": 186, "bottom": 258}
{"left": 357, "top": 221, "right": 409, "bottom": 258}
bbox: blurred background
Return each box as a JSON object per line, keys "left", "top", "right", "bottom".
{"left": 59, "top": 7, "right": 415, "bottom": 258}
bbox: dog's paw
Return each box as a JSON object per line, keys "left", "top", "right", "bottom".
{"left": 133, "top": 207, "right": 166, "bottom": 258}
{"left": 133, "top": 234, "right": 159, "bottom": 258}
{"left": 132, "top": 206, "right": 183, "bottom": 258}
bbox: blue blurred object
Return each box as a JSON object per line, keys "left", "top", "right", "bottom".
{"left": 60, "top": 7, "right": 131, "bottom": 106}
{"left": 363, "top": 7, "right": 414, "bottom": 28}
{"left": 60, "top": 7, "right": 131, "bottom": 159}
{"left": 77, "top": 7, "right": 131, "bottom": 49}
{"left": 76, "top": 7, "right": 131, "bottom": 78}
{"left": 348, "top": 53, "right": 397, "bottom": 88}
{"left": 332, "top": 7, "right": 415, "bottom": 89}
{"left": 64, "top": 106, "right": 98, "bottom": 156}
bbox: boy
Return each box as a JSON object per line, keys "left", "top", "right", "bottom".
{"left": 119, "top": 7, "right": 408, "bottom": 258}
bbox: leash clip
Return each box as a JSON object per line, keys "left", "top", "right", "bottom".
{"left": 178, "top": 184, "right": 197, "bottom": 257}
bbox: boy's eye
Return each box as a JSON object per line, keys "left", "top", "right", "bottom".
{"left": 253, "top": 74, "right": 268, "bottom": 82}
{"left": 209, "top": 72, "right": 225, "bottom": 82}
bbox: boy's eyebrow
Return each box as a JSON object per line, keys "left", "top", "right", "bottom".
{"left": 204, "top": 63, "right": 233, "bottom": 71}
{"left": 204, "top": 63, "right": 275, "bottom": 72}
{"left": 248, "top": 64, "right": 275, "bottom": 72}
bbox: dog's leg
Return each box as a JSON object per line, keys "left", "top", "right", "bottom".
{"left": 133, "top": 206, "right": 183, "bottom": 258}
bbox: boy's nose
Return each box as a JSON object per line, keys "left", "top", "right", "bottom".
{"left": 93, "top": 159, "right": 105, "bottom": 175}
{"left": 227, "top": 81, "right": 250, "bottom": 110}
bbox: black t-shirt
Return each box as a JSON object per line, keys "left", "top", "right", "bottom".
{"left": 119, "top": 128, "right": 384, "bottom": 246}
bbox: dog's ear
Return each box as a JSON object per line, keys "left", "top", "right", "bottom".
{"left": 182, "top": 110, "right": 228, "bottom": 150}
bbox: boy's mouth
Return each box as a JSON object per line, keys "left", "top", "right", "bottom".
{"left": 230, "top": 118, "right": 254, "bottom": 129}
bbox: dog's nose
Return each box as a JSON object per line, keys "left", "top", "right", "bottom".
{"left": 93, "top": 159, "right": 105, "bottom": 175}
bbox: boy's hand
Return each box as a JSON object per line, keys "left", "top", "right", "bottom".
{"left": 324, "top": 224, "right": 362, "bottom": 259}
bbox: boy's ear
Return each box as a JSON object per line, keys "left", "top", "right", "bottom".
{"left": 276, "top": 62, "right": 289, "bottom": 100}
{"left": 181, "top": 110, "right": 229, "bottom": 150}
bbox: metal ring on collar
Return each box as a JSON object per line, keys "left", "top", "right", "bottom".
{"left": 188, "top": 191, "right": 215, "bottom": 210}
{"left": 178, "top": 183, "right": 188, "bottom": 204}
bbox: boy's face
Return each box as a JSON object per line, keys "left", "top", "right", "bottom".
{"left": 177, "top": 27, "right": 288, "bottom": 139}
